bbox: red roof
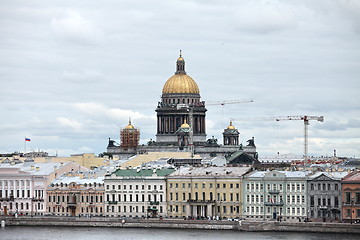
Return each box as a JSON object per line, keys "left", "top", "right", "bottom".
{"left": 342, "top": 171, "right": 360, "bottom": 182}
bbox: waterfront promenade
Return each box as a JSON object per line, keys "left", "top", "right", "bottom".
{"left": 1, "top": 216, "right": 360, "bottom": 234}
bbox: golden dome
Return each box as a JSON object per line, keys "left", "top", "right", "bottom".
{"left": 227, "top": 121, "right": 235, "bottom": 129}
{"left": 162, "top": 52, "right": 200, "bottom": 94}
{"left": 162, "top": 74, "right": 200, "bottom": 94}
{"left": 125, "top": 118, "right": 135, "bottom": 129}
{"left": 181, "top": 119, "right": 190, "bottom": 128}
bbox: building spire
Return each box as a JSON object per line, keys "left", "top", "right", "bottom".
{"left": 175, "top": 50, "right": 186, "bottom": 75}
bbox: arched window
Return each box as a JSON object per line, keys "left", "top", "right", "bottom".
{"left": 195, "top": 192, "right": 198, "bottom": 201}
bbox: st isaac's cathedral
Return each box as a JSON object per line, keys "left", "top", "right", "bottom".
{"left": 107, "top": 53, "right": 257, "bottom": 162}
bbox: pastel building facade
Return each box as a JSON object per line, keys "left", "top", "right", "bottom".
{"left": 104, "top": 168, "right": 175, "bottom": 218}
{"left": 166, "top": 166, "right": 251, "bottom": 219}
{"left": 47, "top": 175, "right": 104, "bottom": 217}
{"left": 243, "top": 170, "right": 309, "bottom": 221}
{"left": 341, "top": 171, "right": 360, "bottom": 223}
{"left": 0, "top": 161, "right": 87, "bottom": 216}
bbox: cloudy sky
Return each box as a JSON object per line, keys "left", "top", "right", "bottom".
{"left": 1, "top": 0, "right": 359, "bottom": 158}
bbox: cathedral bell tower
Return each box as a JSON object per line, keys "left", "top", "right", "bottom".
{"left": 155, "top": 52, "right": 207, "bottom": 146}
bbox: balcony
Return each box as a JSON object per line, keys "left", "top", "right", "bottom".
{"left": 108, "top": 201, "right": 118, "bottom": 204}
{"left": 265, "top": 201, "right": 284, "bottom": 206}
{"left": 149, "top": 201, "right": 160, "bottom": 205}
{"left": 268, "top": 190, "right": 280, "bottom": 194}
{"left": 187, "top": 199, "right": 216, "bottom": 204}
{"left": 0, "top": 197, "right": 14, "bottom": 201}
{"left": 32, "top": 198, "right": 44, "bottom": 202}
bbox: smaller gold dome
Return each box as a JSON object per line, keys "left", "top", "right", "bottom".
{"left": 125, "top": 118, "right": 135, "bottom": 129}
{"left": 227, "top": 121, "right": 235, "bottom": 129}
{"left": 181, "top": 119, "right": 190, "bottom": 128}
{"left": 177, "top": 57, "right": 184, "bottom": 61}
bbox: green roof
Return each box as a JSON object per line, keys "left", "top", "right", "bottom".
{"left": 111, "top": 168, "right": 175, "bottom": 177}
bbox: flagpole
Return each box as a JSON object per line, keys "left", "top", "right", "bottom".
{"left": 24, "top": 137, "right": 26, "bottom": 155}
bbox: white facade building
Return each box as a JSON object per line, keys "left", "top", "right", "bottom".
{"left": 0, "top": 160, "right": 87, "bottom": 216}
{"left": 104, "top": 168, "right": 175, "bottom": 218}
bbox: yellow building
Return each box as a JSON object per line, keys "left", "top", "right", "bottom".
{"left": 166, "top": 166, "right": 251, "bottom": 219}
{"left": 17, "top": 153, "right": 109, "bottom": 169}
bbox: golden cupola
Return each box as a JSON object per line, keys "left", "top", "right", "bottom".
{"left": 227, "top": 121, "right": 235, "bottom": 129}
{"left": 180, "top": 119, "right": 190, "bottom": 128}
{"left": 125, "top": 118, "right": 135, "bottom": 129}
{"left": 162, "top": 51, "right": 200, "bottom": 94}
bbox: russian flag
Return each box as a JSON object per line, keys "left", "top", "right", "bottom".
{"left": 25, "top": 138, "right": 31, "bottom": 142}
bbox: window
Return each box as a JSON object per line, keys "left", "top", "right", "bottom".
{"left": 236, "top": 183, "right": 239, "bottom": 188}
{"left": 345, "top": 192, "right": 351, "bottom": 203}
{"left": 356, "top": 192, "right": 360, "bottom": 203}
{"left": 210, "top": 183, "right": 213, "bottom": 188}
{"left": 202, "top": 183, "right": 205, "bottom": 189}
{"left": 223, "top": 183, "right": 226, "bottom": 188}
{"left": 182, "top": 183, "right": 185, "bottom": 188}
{"left": 334, "top": 184, "right": 338, "bottom": 190}
{"left": 310, "top": 184, "right": 314, "bottom": 190}
{"left": 230, "top": 183, "right": 233, "bottom": 188}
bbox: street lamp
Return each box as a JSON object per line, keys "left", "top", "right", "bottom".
{"left": 351, "top": 196, "right": 354, "bottom": 224}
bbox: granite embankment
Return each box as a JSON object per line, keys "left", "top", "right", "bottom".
{"left": 1, "top": 217, "right": 360, "bottom": 234}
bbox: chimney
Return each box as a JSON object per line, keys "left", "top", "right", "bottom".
{"left": 36, "top": 167, "right": 40, "bottom": 171}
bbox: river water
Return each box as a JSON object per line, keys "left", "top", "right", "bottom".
{"left": 0, "top": 226, "right": 358, "bottom": 240}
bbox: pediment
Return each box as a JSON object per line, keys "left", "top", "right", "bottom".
{"left": 313, "top": 173, "right": 333, "bottom": 182}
